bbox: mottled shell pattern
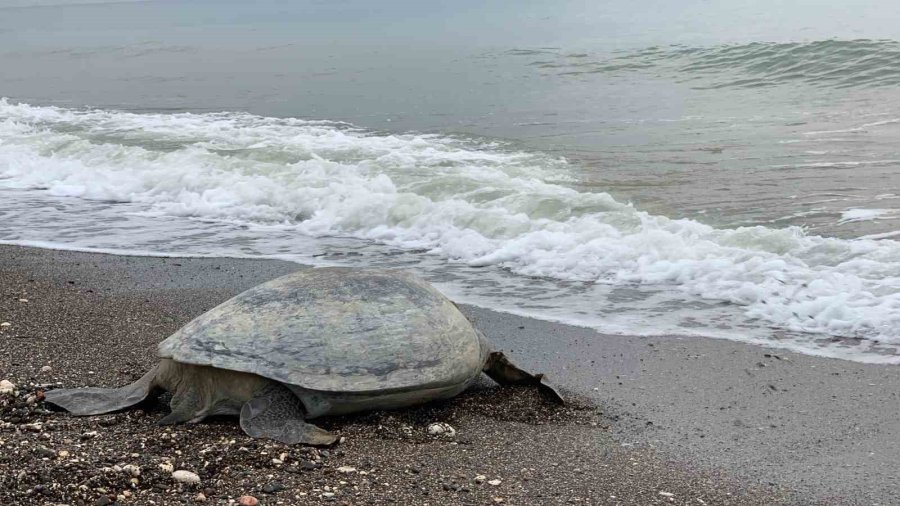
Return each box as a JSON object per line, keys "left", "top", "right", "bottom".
{"left": 158, "top": 268, "right": 486, "bottom": 393}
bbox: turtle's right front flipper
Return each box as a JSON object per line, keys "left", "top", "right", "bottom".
{"left": 240, "top": 382, "right": 337, "bottom": 446}
{"left": 44, "top": 364, "right": 160, "bottom": 416}
{"left": 483, "top": 351, "right": 565, "bottom": 404}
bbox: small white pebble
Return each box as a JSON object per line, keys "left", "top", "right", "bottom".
{"left": 57, "top": 450, "right": 70, "bottom": 459}
{"left": 475, "top": 475, "right": 486, "bottom": 484}
{"left": 488, "top": 479, "right": 502, "bottom": 486}
{"left": 426, "top": 422, "right": 456, "bottom": 437}
{"left": 159, "top": 462, "right": 175, "bottom": 473}
{"left": 659, "top": 491, "right": 675, "bottom": 497}
{"left": 18, "top": 298, "right": 28, "bottom": 303}
{"left": 0, "top": 380, "right": 16, "bottom": 394}
{"left": 0, "top": 322, "right": 10, "bottom": 327}
{"left": 337, "top": 466, "right": 357, "bottom": 474}
{"left": 40, "top": 366, "right": 52, "bottom": 373}
{"left": 172, "top": 470, "right": 200, "bottom": 484}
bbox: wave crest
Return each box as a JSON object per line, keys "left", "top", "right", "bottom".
{"left": 510, "top": 39, "right": 900, "bottom": 89}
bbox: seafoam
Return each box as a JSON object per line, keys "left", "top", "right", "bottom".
{"left": 1, "top": 99, "right": 899, "bottom": 363}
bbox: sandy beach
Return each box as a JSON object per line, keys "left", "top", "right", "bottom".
{"left": 1, "top": 244, "right": 897, "bottom": 505}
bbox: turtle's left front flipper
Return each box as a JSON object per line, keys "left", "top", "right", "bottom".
{"left": 44, "top": 364, "right": 160, "bottom": 416}
{"left": 483, "top": 351, "right": 565, "bottom": 404}
{"left": 240, "top": 382, "right": 337, "bottom": 446}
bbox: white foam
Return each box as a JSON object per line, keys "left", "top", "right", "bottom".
{"left": 861, "top": 231, "right": 900, "bottom": 240}
{"left": 840, "top": 208, "right": 898, "bottom": 224}
{"left": 2, "top": 99, "right": 900, "bottom": 360}
{"left": 0, "top": 240, "right": 249, "bottom": 259}
{"left": 861, "top": 118, "right": 900, "bottom": 128}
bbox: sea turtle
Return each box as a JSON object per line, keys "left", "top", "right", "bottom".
{"left": 46, "top": 268, "right": 562, "bottom": 445}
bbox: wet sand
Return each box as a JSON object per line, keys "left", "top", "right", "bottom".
{"left": 2, "top": 244, "right": 894, "bottom": 504}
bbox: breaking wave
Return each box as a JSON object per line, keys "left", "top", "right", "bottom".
{"left": 1, "top": 99, "right": 899, "bottom": 360}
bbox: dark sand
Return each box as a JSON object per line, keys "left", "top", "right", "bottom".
{"left": 1, "top": 245, "right": 893, "bottom": 504}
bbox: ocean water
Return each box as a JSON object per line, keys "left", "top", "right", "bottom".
{"left": 1, "top": 0, "right": 899, "bottom": 363}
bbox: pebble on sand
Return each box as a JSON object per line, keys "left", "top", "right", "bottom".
{"left": 238, "top": 495, "right": 259, "bottom": 506}
{"left": 337, "top": 466, "right": 357, "bottom": 474}
{"left": 488, "top": 479, "right": 502, "bottom": 486}
{"left": 172, "top": 470, "right": 201, "bottom": 484}
{"left": 40, "top": 365, "right": 52, "bottom": 373}
{"left": 0, "top": 380, "right": 15, "bottom": 394}
{"left": 0, "top": 322, "right": 10, "bottom": 327}
{"left": 426, "top": 422, "right": 456, "bottom": 437}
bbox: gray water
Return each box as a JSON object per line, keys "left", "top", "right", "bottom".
{"left": 1, "top": 0, "right": 899, "bottom": 362}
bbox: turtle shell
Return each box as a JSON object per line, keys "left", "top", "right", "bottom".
{"left": 157, "top": 268, "right": 485, "bottom": 393}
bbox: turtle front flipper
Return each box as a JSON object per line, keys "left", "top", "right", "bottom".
{"left": 483, "top": 351, "right": 565, "bottom": 404}
{"left": 239, "top": 382, "right": 337, "bottom": 446}
{"left": 44, "top": 364, "right": 160, "bottom": 416}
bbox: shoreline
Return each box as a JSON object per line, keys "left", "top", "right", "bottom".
{"left": 6, "top": 239, "right": 889, "bottom": 368}
{"left": 2, "top": 244, "right": 896, "bottom": 504}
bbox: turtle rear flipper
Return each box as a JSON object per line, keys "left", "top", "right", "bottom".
{"left": 44, "top": 364, "right": 160, "bottom": 416}
{"left": 483, "top": 351, "right": 564, "bottom": 404}
{"left": 240, "top": 382, "right": 337, "bottom": 446}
